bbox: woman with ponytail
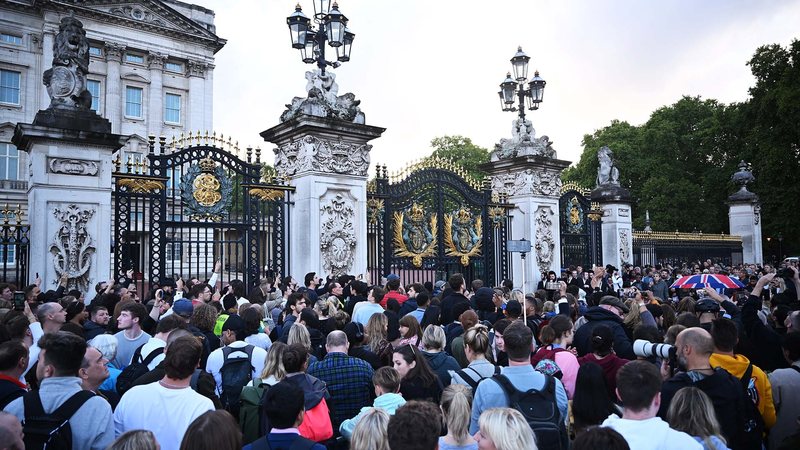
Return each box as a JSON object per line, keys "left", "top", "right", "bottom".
{"left": 449, "top": 325, "right": 498, "bottom": 390}
{"left": 577, "top": 324, "right": 629, "bottom": 402}
{"left": 439, "top": 384, "right": 478, "bottom": 450}
{"left": 532, "top": 314, "right": 580, "bottom": 398}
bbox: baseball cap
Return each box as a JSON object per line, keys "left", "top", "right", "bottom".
{"left": 172, "top": 299, "right": 193, "bottom": 317}
{"left": 385, "top": 274, "right": 400, "bottom": 282}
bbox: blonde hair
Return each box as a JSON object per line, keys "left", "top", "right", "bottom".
{"left": 623, "top": 299, "right": 642, "bottom": 328}
{"left": 441, "top": 384, "right": 473, "bottom": 446}
{"left": 422, "top": 324, "right": 446, "bottom": 352}
{"left": 365, "top": 313, "right": 388, "bottom": 354}
{"left": 463, "top": 324, "right": 490, "bottom": 355}
{"left": 108, "top": 430, "right": 159, "bottom": 450}
{"left": 666, "top": 387, "right": 726, "bottom": 450}
{"left": 288, "top": 323, "right": 311, "bottom": 351}
{"left": 542, "top": 301, "right": 555, "bottom": 313}
{"left": 350, "top": 407, "right": 390, "bottom": 450}
{"left": 478, "top": 408, "right": 537, "bottom": 450}
{"left": 259, "top": 341, "right": 287, "bottom": 381}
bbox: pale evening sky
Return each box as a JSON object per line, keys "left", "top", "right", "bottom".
{"left": 189, "top": 0, "right": 800, "bottom": 172}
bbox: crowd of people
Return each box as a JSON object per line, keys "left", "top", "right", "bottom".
{"left": 0, "top": 257, "right": 799, "bottom": 450}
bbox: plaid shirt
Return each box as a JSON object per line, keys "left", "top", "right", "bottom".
{"left": 308, "top": 351, "right": 374, "bottom": 430}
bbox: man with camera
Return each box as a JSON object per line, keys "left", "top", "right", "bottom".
{"left": 658, "top": 327, "right": 758, "bottom": 450}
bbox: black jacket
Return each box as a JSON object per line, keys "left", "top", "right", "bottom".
{"left": 573, "top": 307, "right": 634, "bottom": 360}
{"left": 439, "top": 293, "right": 469, "bottom": 325}
{"left": 0, "top": 378, "right": 25, "bottom": 410}
{"left": 83, "top": 320, "right": 107, "bottom": 341}
{"left": 398, "top": 298, "right": 418, "bottom": 318}
{"left": 659, "top": 368, "right": 755, "bottom": 450}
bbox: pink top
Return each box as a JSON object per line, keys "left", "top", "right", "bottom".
{"left": 554, "top": 351, "right": 580, "bottom": 399}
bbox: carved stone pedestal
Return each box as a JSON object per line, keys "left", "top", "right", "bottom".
{"left": 591, "top": 185, "right": 634, "bottom": 270}
{"left": 261, "top": 115, "right": 385, "bottom": 279}
{"left": 13, "top": 123, "right": 126, "bottom": 301}
{"left": 486, "top": 155, "right": 571, "bottom": 292}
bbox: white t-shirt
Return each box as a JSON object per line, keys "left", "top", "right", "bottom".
{"left": 137, "top": 337, "right": 167, "bottom": 370}
{"left": 114, "top": 381, "right": 214, "bottom": 450}
{"left": 205, "top": 341, "right": 267, "bottom": 395}
{"left": 602, "top": 415, "right": 703, "bottom": 450}
{"left": 244, "top": 333, "right": 272, "bottom": 351}
{"left": 23, "top": 322, "right": 44, "bottom": 377}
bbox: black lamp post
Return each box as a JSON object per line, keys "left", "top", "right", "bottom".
{"left": 498, "top": 46, "right": 546, "bottom": 121}
{"left": 286, "top": 1, "right": 354, "bottom": 74}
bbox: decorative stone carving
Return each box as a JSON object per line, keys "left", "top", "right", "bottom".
{"left": 43, "top": 16, "right": 92, "bottom": 110}
{"left": 104, "top": 42, "right": 125, "bottom": 62}
{"left": 619, "top": 229, "right": 631, "bottom": 263}
{"left": 534, "top": 206, "right": 556, "bottom": 274}
{"left": 728, "top": 160, "right": 758, "bottom": 203}
{"left": 47, "top": 157, "right": 99, "bottom": 176}
{"left": 147, "top": 51, "right": 167, "bottom": 70}
{"left": 50, "top": 204, "right": 95, "bottom": 292}
{"left": 187, "top": 60, "right": 208, "bottom": 77}
{"left": 490, "top": 168, "right": 562, "bottom": 198}
{"left": 320, "top": 193, "right": 356, "bottom": 276}
{"left": 274, "top": 135, "right": 371, "bottom": 178}
{"left": 109, "top": 6, "right": 170, "bottom": 27}
{"left": 491, "top": 117, "right": 557, "bottom": 161}
{"left": 596, "top": 146, "right": 620, "bottom": 187}
{"left": 280, "top": 70, "right": 365, "bottom": 124}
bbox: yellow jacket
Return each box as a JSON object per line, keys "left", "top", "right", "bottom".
{"left": 710, "top": 352, "right": 776, "bottom": 429}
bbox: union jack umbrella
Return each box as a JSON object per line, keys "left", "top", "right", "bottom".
{"left": 670, "top": 274, "right": 746, "bottom": 290}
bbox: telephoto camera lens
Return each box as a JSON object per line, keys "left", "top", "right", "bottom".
{"left": 633, "top": 339, "right": 675, "bottom": 359}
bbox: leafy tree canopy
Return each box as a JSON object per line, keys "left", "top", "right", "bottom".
{"left": 563, "top": 39, "right": 800, "bottom": 256}
{"left": 428, "top": 135, "right": 490, "bottom": 181}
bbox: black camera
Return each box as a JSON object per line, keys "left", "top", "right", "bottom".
{"left": 777, "top": 267, "right": 795, "bottom": 280}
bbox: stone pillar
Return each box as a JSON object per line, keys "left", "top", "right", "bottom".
{"left": 204, "top": 64, "right": 215, "bottom": 131}
{"left": 261, "top": 115, "right": 384, "bottom": 279}
{"left": 40, "top": 31, "right": 55, "bottom": 111}
{"left": 592, "top": 191, "right": 634, "bottom": 270}
{"left": 187, "top": 60, "right": 207, "bottom": 132}
{"left": 147, "top": 52, "right": 166, "bottom": 135}
{"left": 104, "top": 43, "right": 125, "bottom": 134}
{"left": 486, "top": 156, "right": 570, "bottom": 293}
{"left": 13, "top": 120, "right": 126, "bottom": 302}
{"left": 728, "top": 161, "right": 762, "bottom": 264}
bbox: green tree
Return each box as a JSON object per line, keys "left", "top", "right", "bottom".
{"left": 429, "top": 135, "right": 490, "bottom": 181}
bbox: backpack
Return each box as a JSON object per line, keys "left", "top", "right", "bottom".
{"left": 456, "top": 365, "right": 501, "bottom": 391}
{"left": 493, "top": 374, "right": 568, "bottom": 450}
{"left": 737, "top": 363, "right": 766, "bottom": 449}
{"left": 530, "top": 346, "right": 567, "bottom": 379}
{"left": 22, "top": 390, "right": 94, "bottom": 450}
{"left": 220, "top": 344, "right": 255, "bottom": 417}
{"left": 116, "top": 345, "right": 164, "bottom": 395}
{"left": 240, "top": 378, "right": 270, "bottom": 444}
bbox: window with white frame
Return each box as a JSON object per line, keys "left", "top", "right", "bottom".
{"left": 0, "top": 243, "right": 15, "bottom": 264}
{"left": 89, "top": 46, "right": 102, "bottom": 56}
{"left": 0, "top": 33, "right": 22, "bottom": 45}
{"left": 165, "top": 61, "right": 183, "bottom": 73}
{"left": 0, "top": 143, "right": 19, "bottom": 180}
{"left": 125, "top": 86, "right": 143, "bottom": 118}
{"left": 125, "top": 53, "right": 144, "bottom": 64}
{"left": 0, "top": 69, "right": 21, "bottom": 105}
{"left": 164, "top": 93, "right": 181, "bottom": 124}
{"left": 87, "top": 80, "right": 101, "bottom": 112}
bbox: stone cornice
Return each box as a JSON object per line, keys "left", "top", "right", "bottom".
{"left": 43, "top": 0, "right": 227, "bottom": 53}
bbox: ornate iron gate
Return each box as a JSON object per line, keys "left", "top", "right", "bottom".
{"left": 559, "top": 182, "right": 602, "bottom": 269}
{"left": 367, "top": 158, "right": 510, "bottom": 286}
{"left": 112, "top": 134, "right": 292, "bottom": 293}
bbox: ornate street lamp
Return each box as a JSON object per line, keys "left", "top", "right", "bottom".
{"left": 286, "top": 1, "right": 355, "bottom": 74}
{"left": 497, "top": 46, "right": 546, "bottom": 121}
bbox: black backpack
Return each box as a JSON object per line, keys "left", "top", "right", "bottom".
{"left": 456, "top": 365, "right": 501, "bottom": 391}
{"left": 116, "top": 345, "right": 164, "bottom": 396}
{"left": 220, "top": 344, "right": 255, "bottom": 417}
{"left": 22, "top": 390, "right": 94, "bottom": 450}
{"left": 737, "top": 363, "right": 766, "bottom": 450}
{"left": 493, "top": 374, "right": 568, "bottom": 450}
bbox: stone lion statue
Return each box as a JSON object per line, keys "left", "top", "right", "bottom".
{"left": 43, "top": 16, "right": 92, "bottom": 110}
{"left": 280, "top": 69, "right": 365, "bottom": 124}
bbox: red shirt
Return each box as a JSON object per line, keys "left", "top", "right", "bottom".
{"left": 0, "top": 373, "right": 28, "bottom": 389}
{"left": 381, "top": 290, "right": 409, "bottom": 308}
